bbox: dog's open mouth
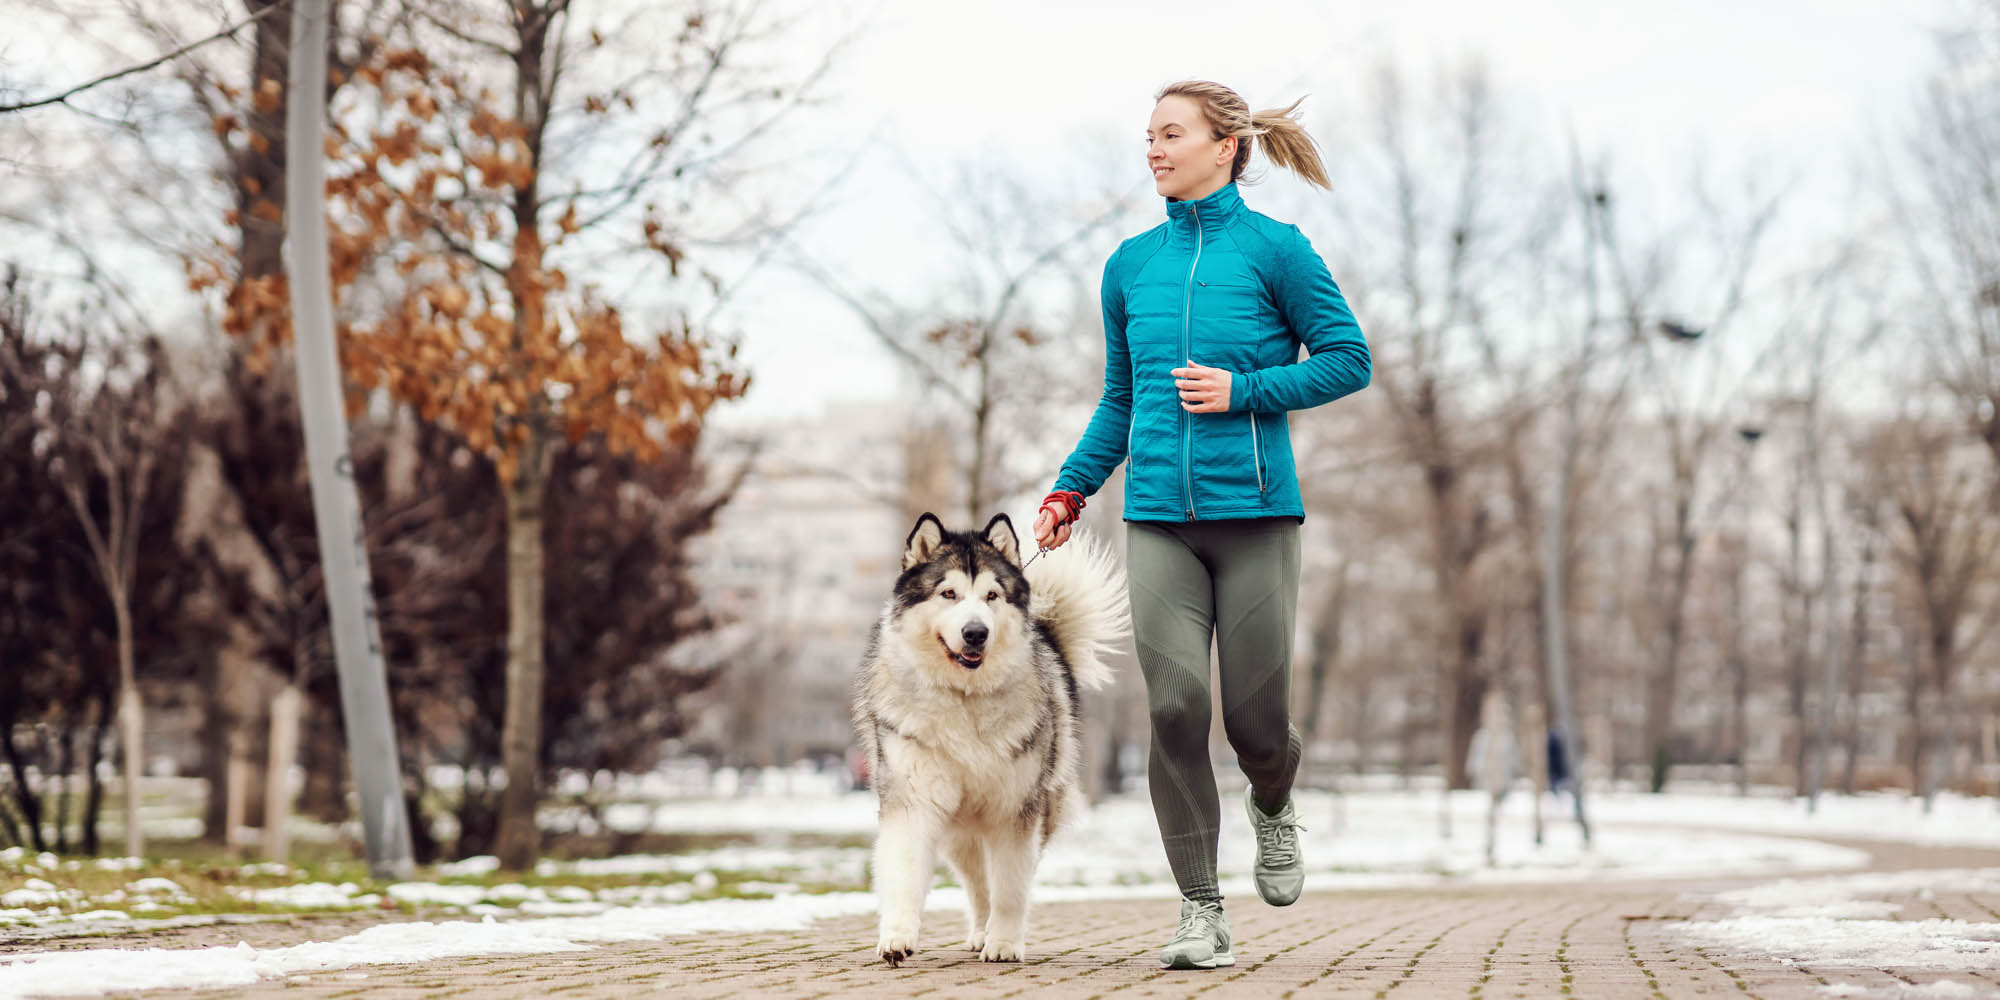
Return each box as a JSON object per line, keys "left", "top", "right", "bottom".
{"left": 938, "top": 636, "right": 984, "bottom": 670}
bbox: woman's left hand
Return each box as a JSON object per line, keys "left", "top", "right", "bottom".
{"left": 1172, "top": 362, "right": 1233, "bottom": 413}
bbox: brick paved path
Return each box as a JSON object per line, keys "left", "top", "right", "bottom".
{"left": 69, "top": 838, "right": 2000, "bottom": 999}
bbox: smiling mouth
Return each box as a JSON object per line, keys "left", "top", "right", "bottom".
{"left": 938, "top": 636, "right": 984, "bottom": 670}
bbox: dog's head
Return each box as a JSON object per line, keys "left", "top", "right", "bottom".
{"left": 891, "top": 512, "right": 1031, "bottom": 690}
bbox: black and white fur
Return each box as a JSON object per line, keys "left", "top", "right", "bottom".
{"left": 852, "top": 512, "right": 1126, "bottom": 966}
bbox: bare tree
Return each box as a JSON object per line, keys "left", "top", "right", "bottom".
{"left": 791, "top": 162, "right": 1136, "bottom": 525}
{"left": 0, "top": 290, "right": 197, "bottom": 858}
{"left": 1599, "top": 166, "right": 1780, "bottom": 792}
{"left": 1896, "top": 1, "right": 2000, "bottom": 479}
{"left": 1315, "top": 62, "right": 1497, "bottom": 789}
{"left": 1857, "top": 408, "right": 1999, "bottom": 805}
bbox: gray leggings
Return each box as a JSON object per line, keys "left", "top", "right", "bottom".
{"left": 1127, "top": 517, "right": 1302, "bottom": 903}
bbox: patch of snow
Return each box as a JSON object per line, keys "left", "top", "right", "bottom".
{"left": 1681, "top": 869, "right": 2000, "bottom": 977}
{"left": 123, "top": 879, "right": 189, "bottom": 899}
{"left": 0, "top": 894, "right": 879, "bottom": 998}
{"left": 434, "top": 856, "right": 500, "bottom": 878}
{"left": 229, "top": 883, "right": 366, "bottom": 909}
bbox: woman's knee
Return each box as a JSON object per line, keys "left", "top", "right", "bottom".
{"left": 1222, "top": 712, "right": 1290, "bottom": 768}
{"left": 1148, "top": 687, "right": 1210, "bottom": 748}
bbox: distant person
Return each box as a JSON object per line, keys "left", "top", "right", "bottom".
{"left": 1033, "top": 80, "right": 1371, "bottom": 970}
{"left": 1469, "top": 689, "right": 1522, "bottom": 866}
{"left": 1546, "top": 727, "right": 1571, "bottom": 795}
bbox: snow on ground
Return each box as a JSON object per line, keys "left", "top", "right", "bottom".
{"left": 1575, "top": 785, "right": 2000, "bottom": 850}
{"left": 629, "top": 787, "right": 1874, "bottom": 887}
{"left": 3, "top": 783, "right": 1995, "bottom": 998}
{"left": 1673, "top": 869, "right": 2000, "bottom": 999}
{"left": 0, "top": 894, "right": 881, "bottom": 1000}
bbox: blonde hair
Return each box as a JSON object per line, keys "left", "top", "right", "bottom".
{"left": 1155, "top": 80, "right": 1330, "bottom": 190}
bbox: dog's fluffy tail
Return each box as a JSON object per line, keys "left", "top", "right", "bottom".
{"left": 1025, "top": 532, "right": 1129, "bottom": 691}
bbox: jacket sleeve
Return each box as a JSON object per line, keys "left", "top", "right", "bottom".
{"left": 1051, "top": 249, "right": 1132, "bottom": 499}
{"left": 1229, "top": 225, "right": 1370, "bottom": 414}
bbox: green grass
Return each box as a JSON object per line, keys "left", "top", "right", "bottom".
{"left": 0, "top": 829, "right": 873, "bottom": 931}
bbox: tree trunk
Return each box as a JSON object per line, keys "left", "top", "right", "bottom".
{"left": 114, "top": 594, "right": 144, "bottom": 859}
{"left": 200, "top": 650, "right": 233, "bottom": 845}
{"left": 82, "top": 689, "right": 111, "bottom": 855}
{"left": 225, "top": 743, "right": 250, "bottom": 856}
{"left": 1, "top": 728, "right": 43, "bottom": 852}
{"left": 1728, "top": 552, "right": 1750, "bottom": 796}
{"left": 54, "top": 710, "right": 76, "bottom": 854}
{"left": 966, "top": 333, "right": 993, "bottom": 526}
{"left": 1840, "top": 572, "right": 1867, "bottom": 795}
{"left": 262, "top": 683, "right": 302, "bottom": 861}
{"left": 238, "top": 0, "right": 293, "bottom": 282}
{"left": 1905, "top": 630, "right": 1924, "bottom": 795}
{"left": 1297, "top": 565, "right": 1348, "bottom": 790}
{"left": 494, "top": 430, "right": 550, "bottom": 872}
{"left": 1642, "top": 528, "right": 1696, "bottom": 793}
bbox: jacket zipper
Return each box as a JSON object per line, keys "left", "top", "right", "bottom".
{"left": 1250, "top": 414, "right": 1265, "bottom": 493}
{"left": 1181, "top": 204, "right": 1202, "bottom": 521}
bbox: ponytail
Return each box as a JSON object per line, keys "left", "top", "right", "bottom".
{"left": 1156, "top": 81, "right": 1331, "bottom": 190}
{"left": 1249, "top": 99, "right": 1330, "bottom": 190}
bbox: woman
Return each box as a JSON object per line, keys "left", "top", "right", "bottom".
{"left": 1032, "top": 80, "right": 1370, "bottom": 970}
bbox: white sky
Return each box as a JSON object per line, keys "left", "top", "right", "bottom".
{"left": 716, "top": 0, "right": 1960, "bottom": 424}
{"left": 0, "top": 0, "right": 1965, "bottom": 427}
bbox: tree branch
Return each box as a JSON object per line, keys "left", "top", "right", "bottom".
{"left": 0, "top": 1, "right": 291, "bottom": 114}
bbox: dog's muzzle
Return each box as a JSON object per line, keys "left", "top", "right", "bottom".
{"left": 942, "top": 622, "right": 988, "bottom": 670}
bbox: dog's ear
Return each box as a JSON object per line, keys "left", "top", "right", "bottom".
{"left": 903, "top": 513, "right": 946, "bottom": 570}
{"left": 982, "top": 513, "right": 1020, "bottom": 566}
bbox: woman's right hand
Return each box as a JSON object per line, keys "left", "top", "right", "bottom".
{"left": 1034, "top": 489, "right": 1086, "bottom": 552}
{"left": 1033, "top": 507, "right": 1073, "bottom": 551}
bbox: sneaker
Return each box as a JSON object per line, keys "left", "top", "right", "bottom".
{"left": 1245, "top": 785, "right": 1305, "bottom": 906}
{"left": 1159, "top": 897, "right": 1233, "bottom": 969}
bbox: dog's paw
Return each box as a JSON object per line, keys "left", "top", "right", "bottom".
{"left": 963, "top": 929, "right": 986, "bottom": 952}
{"left": 980, "top": 938, "right": 1026, "bottom": 963}
{"left": 877, "top": 929, "right": 919, "bottom": 967}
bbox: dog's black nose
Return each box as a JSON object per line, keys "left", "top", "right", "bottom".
{"left": 961, "top": 622, "right": 988, "bottom": 648}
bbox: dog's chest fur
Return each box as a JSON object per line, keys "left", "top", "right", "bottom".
{"left": 868, "top": 651, "right": 1058, "bottom": 822}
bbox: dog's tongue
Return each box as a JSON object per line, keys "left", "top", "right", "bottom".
{"left": 960, "top": 650, "right": 984, "bottom": 664}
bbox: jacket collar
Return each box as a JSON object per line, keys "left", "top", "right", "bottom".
{"left": 1165, "top": 181, "right": 1244, "bottom": 238}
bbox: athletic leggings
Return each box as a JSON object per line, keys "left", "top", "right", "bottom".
{"left": 1127, "top": 517, "right": 1302, "bottom": 903}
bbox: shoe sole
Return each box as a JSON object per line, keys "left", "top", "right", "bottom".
{"left": 1255, "top": 885, "right": 1302, "bottom": 907}
{"left": 1160, "top": 952, "right": 1236, "bottom": 970}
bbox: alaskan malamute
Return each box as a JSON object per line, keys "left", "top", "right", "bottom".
{"left": 853, "top": 512, "right": 1127, "bottom": 966}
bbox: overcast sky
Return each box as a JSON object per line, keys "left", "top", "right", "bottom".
{"left": 0, "top": 0, "right": 1965, "bottom": 428}
{"left": 713, "top": 0, "right": 1959, "bottom": 425}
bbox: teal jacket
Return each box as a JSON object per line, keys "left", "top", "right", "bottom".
{"left": 1052, "top": 182, "right": 1370, "bottom": 521}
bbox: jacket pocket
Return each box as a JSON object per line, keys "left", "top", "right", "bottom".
{"left": 1249, "top": 414, "right": 1267, "bottom": 493}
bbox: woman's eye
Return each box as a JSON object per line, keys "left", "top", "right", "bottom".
{"left": 941, "top": 589, "right": 957, "bottom": 600}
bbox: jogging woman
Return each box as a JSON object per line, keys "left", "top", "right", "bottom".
{"left": 1032, "top": 80, "right": 1370, "bottom": 970}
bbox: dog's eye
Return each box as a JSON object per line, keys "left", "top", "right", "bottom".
{"left": 940, "top": 588, "right": 957, "bottom": 601}
{"left": 985, "top": 591, "right": 999, "bottom": 602}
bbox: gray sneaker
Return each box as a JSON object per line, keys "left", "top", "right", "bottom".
{"left": 1159, "top": 897, "right": 1233, "bottom": 969}
{"left": 1245, "top": 785, "right": 1305, "bottom": 906}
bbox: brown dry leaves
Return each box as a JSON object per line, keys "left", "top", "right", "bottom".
{"left": 198, "top": 46, "right": 747, "bottom": 483}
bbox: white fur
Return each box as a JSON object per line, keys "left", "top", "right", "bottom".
{"left": 1024, "top": 531, "right": 1128, "bottom": 692}
{"left": 855, "top": 529, "right": 1129, "bottom": 967}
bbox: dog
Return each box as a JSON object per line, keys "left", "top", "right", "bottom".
{"left": 852, "top": 512, "right": 1127, "bottom": 966}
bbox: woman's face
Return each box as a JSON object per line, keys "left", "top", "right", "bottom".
{"left": 1147, "top": 96, "right": 1233, "bottom": 202}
